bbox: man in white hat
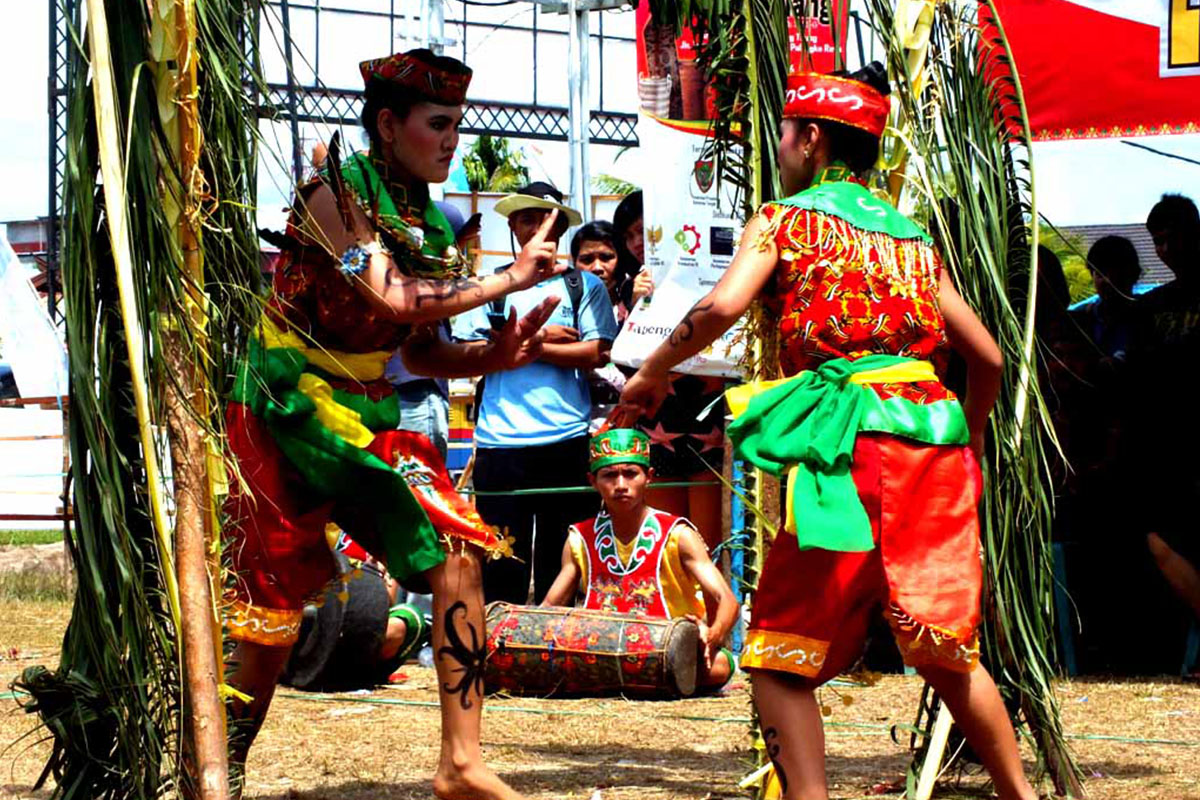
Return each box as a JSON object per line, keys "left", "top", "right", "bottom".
{"left": 453, "top": 181, "right": 619, "bottom": 605}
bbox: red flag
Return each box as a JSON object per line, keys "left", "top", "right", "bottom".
{"left": 991, "top": 0, "right": 1200, "bottom": 140}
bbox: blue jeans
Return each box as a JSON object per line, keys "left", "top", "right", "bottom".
{"left": 395, "top": 379, "right": 449, "bottom": 462}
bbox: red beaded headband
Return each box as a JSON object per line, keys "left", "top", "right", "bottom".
{"left": 783, "top": 72, "right": 889, "bottom": 138}
{"left": 359, "top": 51, "right": 472, "bottom": 106}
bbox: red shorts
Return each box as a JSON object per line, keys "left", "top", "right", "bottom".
{"left": 222, "top": 403, "right": 478, "bottom": 647}
{"left": 740, "top": 434, "right": 983, "bottom": 680}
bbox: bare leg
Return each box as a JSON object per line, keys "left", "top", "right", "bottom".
{"left": 917, "top": 664, "right": 1037, "bottom": 800}
{"left": 226, "top": 640, "right": 293, "bottom": 799}
{"left": 1148, "top": 532, "right": 1200, "bottom": 618}
{"left": 698, "top": 647, "right": 733, "bottom": 689}
{"left": 427, "top": 547, "right": 525, "bottom": 800}
{"left": 751, "top": 672, "right": 828, "bottom": 800}
{"left": 378, "top": 617, "right": 409, "bottom": 661}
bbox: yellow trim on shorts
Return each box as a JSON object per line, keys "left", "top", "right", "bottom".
{"left": 739, "top": 629, "right": 829, "bottom": 677}
{"left": 224, "top": 599, "right": 304, "bottom": 647}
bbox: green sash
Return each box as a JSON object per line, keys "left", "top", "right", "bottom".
{"left": 727, "top": 355, "right": 967, "bottom": 552}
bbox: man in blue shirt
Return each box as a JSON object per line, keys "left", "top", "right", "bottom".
{"left": 453, "top": 182, "right": 619, "bottom": 603}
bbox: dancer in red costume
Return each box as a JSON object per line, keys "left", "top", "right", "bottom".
{"left": 621, "top": 63, "right": 1036, "bottom": 800}
{"left": 224, "top": 49, "right": 558, "bottom": 800}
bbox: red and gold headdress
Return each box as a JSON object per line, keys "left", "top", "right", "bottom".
{"left": 782, "top": 72, "right": 889, "bottom": 138}
{"left": 359, "top": 49, "right": 472, "bottom": 106}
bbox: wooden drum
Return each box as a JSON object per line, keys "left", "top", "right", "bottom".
{"left": 484, "top": 602, "right": 699, "bottom": 698}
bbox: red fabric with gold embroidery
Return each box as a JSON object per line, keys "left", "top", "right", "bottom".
{"left": 761, "top": 202, "right": 955, "bottom": 406}
{"left": 741, "top": 435, "right": 983, "bottom": 679}
{"left": 739, "top": 195, "right": 985, "bottom": 678}
{"left": 265, "top": 186, "right": 407, "bottom": 400}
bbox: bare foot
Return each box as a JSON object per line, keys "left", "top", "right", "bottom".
{"left": 433, "top": 760, "right": 526, "bottom": 800}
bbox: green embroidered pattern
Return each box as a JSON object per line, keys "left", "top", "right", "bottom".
{"left": 594, "top": 511, "right": 664, "bottom": 577}
{"left": 336, "top": 152, "right": 471, "bottom": 278}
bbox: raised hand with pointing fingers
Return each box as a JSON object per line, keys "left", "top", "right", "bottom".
{"left": 509, "top": 208, "right": 567, "bottom": 290}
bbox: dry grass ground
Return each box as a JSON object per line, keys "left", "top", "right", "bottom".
{"left": 1, "top": 595, "right": 1197, "bottom": 800}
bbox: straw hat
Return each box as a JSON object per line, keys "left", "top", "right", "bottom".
{"left": 494, "top": 181, "right": 583, "bottom": 227}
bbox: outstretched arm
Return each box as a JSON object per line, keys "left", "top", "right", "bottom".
{"left": 402, "top": 297, "right": 561, "bottom": 378}
{"left": 621, "top": 213, "right": 777, "bottom": 416}
{"left": 541, "top": 537, "right": 582, "bottom": 608}
{"left": 676, "top": 525, "right": 739, "bottom": 663}
{"left": 298, "top": 184, "right": 563, "bottom": 324}
{"left": 938, "top": 269, "right": 1003, "bottom": 456}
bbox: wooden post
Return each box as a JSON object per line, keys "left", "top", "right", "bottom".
{"left": 164, "top": 1, "right": 229, "bottom": 797}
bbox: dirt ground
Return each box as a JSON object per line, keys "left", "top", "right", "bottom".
{"left": 2, "top": 595, "right": 1198, "bottom": 800}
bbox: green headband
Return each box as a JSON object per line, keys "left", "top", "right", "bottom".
{"left": 589, "top": 429, "right": 651, "bottom": 472}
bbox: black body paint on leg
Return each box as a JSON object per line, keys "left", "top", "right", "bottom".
{"left": 438, "top": 600, "right": 487, "bottom": 709}
{"left": 763, "top": 726, "right": 789, "bottom": 792}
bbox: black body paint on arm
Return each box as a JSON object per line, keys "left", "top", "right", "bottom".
{"left": 668, "top": 300, "right": 714, "bottom": 347}
{"left": 384, "top": 271, "right": 487, "bottom": 307}
{"left": 437, "top": 601, "right": 487, "bottom": 709}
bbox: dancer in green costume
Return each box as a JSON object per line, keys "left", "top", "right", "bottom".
{"left": 225, "top": 49, "right": 559, "bottom": 800}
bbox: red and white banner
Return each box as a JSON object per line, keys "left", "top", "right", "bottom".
{"left": 990, "top": 0, "right": 1200, "bottom": 139}
{"left": 788, "top": 1, "right": 851, "bottom": 74}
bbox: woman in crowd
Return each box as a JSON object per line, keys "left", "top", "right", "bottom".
{"left": 612, "top": 191, "right": 725, "bottom": 550}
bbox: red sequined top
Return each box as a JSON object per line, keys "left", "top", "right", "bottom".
{"left": 265, "top": 182, "right": 408, "bottom": 399}
{"left": 760, "top": 202, "right": 954, "bottom": 404}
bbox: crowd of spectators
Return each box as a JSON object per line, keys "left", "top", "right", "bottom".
{"left": 1040, "top": 193, "right": 1200, "bottom": 674}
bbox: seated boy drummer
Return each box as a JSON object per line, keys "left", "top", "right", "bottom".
{"left": 542, "top": 428, "right": 740, "bottom": 689}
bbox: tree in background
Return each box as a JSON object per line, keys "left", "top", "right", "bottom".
{"left": 462, "top": 134, "right": 529, "bottom": 193}
{"left": 1041, "top": 223, "right": 1094, "bottom": 304}
{"left": 591, "top": 174, "right": 639, "bottom": 196}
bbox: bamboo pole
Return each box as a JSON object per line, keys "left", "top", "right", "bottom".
{"left": 161, "top": 0, "right": 230, "bottom": 797}
{"left": 913, "top": 703, "right": 954, "bottom": 800}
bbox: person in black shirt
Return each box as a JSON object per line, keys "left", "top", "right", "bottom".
{"left": 1137, "top": 194, "right": 1200, "bottom": 626}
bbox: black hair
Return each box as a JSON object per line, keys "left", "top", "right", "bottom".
{"left": 1087, "top": 235, "right": 1141, "bottom": 292}
{"left": 360, "top": 49, "right": 468, "bottom": 149}
{"left": 1146, "top": 193, "right": 1199, "bottom": 235}
{"left": 791, "top": 62, "right": 892, "bottom": 173}
{"left": 1036, "top": 245, "right": 1071, "bottom": 317}
{"left": 570, "top": 220, "right": 618, "bottom": 260}
{"left": 611, "top": 190, "right": 644, "bottom": 293}
{"left": 613, "top": 191, "right": 643, "bottom": 238}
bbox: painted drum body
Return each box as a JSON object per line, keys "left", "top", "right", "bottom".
{"left": 484, "top": 602, "right": 699, "bottom": 698}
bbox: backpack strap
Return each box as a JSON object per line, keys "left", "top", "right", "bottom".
{"left": 491, "top": 264, "right": 585, "bottom": 331}
{"left": 563, "top": 268, "right": 585, "bottom": 332}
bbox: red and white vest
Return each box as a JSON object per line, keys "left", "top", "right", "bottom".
{"left": 570, "top": 508, "right": 690, "bottom": 618}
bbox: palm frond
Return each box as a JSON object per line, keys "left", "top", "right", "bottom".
{"left": 462, "top": 134, "right": 530, "bottom": 193}
{"left": 17, "top": 0, "right": 265, "bottom": 795}
{"left": 591, "top": 174, "right": 639, "bottom": 196}
{"left": 866, "top": 1, "right": 1082, "bottom": 793}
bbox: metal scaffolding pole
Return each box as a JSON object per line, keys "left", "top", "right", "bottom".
{"left": 566, "top": 0, "right": 591, "bottom": 219}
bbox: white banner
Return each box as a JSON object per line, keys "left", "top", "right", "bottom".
{"left": 0, "top": 226, "right": 68, "bottom": 398}
{"left": 611, "top": 115, "right": 745, "bottom": 379}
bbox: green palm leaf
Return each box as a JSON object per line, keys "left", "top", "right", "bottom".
{"left": 17, "top": 1, "right": 265, "bottom": 796}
